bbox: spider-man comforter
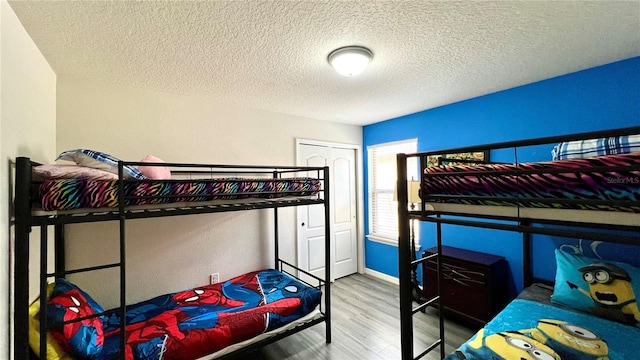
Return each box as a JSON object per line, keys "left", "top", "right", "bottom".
{"left": 97, "top": 269, "right": 321, "bottom": 360}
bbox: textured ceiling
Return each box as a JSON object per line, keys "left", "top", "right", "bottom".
{"left": 8, "top": 1, "right": 640, "bottom": 126}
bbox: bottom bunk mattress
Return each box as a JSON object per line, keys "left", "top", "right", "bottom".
{"left": 32, "top": 269, "right": 322, "bottom": 360}
{"left": 446, "top": 285, "right": 640, "bottom": 360}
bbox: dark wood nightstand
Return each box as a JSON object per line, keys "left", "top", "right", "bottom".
{"left": 422, "top": 246, "right": 508, "bottom": 326}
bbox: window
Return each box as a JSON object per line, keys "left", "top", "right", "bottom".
{"left": 367, "top": 139, "right": 418, "bottom": 246}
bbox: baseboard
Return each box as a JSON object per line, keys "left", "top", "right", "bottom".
{"left": 364, "top": 268, "right": 399, "bottom": 285}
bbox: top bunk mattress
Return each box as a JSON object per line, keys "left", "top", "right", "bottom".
{"left": 37, "top": 177, "right": 321, "bottom": 211}
{"left": 422, "top": 152, "right": 640, "bottom": 213}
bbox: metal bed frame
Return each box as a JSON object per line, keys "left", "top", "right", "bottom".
{"left": 13, "top": 157, "right": 332, "bottom": 360}
{"left": 396, "top": 126, "right": 640, "bottom": 360}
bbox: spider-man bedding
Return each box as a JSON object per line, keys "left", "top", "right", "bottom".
{"left": 39, "top": 269, "right": 322, "bottom": 360}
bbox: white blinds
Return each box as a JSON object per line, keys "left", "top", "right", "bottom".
{"left": 368, "top": 140, "right": 417, "bottom": 242}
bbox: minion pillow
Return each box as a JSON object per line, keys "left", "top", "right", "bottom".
{"left": 452, "top": 328, "right": 560, "bottom": 360}
{"left": 551, "top": 249, "right": 640, "bottom": 328}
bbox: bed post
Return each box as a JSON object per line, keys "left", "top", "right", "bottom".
{"left": 39, "top": 226, "right": 49, "bottom": 359}
{"left": 436, "top": 214, "right": 445, "bottom": 360}
{"left": 273, "top": 171, "right": 280, "bottom": 270}
{"left": 521, "top": 220, "right": 532, "bottom": 288}
{"left": 274, "top": 207, "right": 280, "bottom": 270}
{"left": 55, "top": 224, "right": 66, "bottom": 280}
{"left": 323, "top": 165, "right": 332, "bottom": 344}
{"left": 397, "top": 153, "right": 413, "bottom": 360}
{"left": 14, "top": 157, "right": 32, "bottom": 360}
{"left": 117, "top": 162, "right": 127, "bottom": 357}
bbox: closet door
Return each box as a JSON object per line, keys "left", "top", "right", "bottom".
{"left": 331, "top": 147, "right": 357, "bottom": 279}
{"left": 297, "top": 142, "right": 358, "bottom": 282}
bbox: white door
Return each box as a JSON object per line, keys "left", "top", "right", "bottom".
{"left": 297, "top": 143, "right": 358, "bottom": 281}
{"left": 331, "top": 147, "right": 358, "bottom": 279}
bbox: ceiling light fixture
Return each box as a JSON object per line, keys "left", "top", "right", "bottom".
{"left": 327, "top": 46, "right": 373, "bottom": 77}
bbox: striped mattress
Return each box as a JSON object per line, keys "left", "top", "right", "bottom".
{"left": 38, "top": 177, "right": 321, "bottom": 211}
{"left": 422, "top": 152, "right": 640, "bottom": 212}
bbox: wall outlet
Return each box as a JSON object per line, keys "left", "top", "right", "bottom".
{"left": 210, "top": 273, "right": 220, "bottom": 284}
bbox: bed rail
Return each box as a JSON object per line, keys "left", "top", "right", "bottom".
{"left": 14, "top": 157, "right": 331, "bottom": 360}
{"left": 407, "top": 125, "right": 640, "bottom": 157}
{"left": 397, "top": 126, "right": 640, "bottom": 360}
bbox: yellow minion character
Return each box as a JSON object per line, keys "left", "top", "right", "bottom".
{"left": 520, "top": 319, "right": 608, "bottom": 360}
{"left": 568, "top": 262, "right": 640, "bottom": 325}
{"left": 456, "top": 328, "right": 560, "bottom": 360}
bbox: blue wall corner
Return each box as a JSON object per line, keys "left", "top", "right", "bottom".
{"left": 363, "top": 56, "right": 640, "bottom": 297}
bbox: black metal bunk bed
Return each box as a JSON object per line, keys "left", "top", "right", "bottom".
{"left": 396, "top": 126, "right": 640, "bottom": 360}
{"left": 13, "top": 157, "right": 332, "bottom": 360}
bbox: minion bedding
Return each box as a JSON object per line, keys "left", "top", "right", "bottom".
{"left": 30, "top": 269, "right": 322, "bottom": 360}
{"left": 446, "top": 296, "right": 640, "bottom": 359}
{"left": 447, "top": 247, "right": 640, "bottom": 359}
{"left": 36, "top": 177, "right": 321, "bottom": 211}
{"left": 422, "top": 152, "right": 640, "bottom": 213}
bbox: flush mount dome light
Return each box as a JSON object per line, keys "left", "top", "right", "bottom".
{"left": 328, "top": 46, "right": 373, "bottom": 77}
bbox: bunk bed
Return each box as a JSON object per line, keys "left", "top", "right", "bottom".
{"left": 13, "top": 154, "right": 332, "bottom": 360}
{"left": 395, "top": 126, "right": 640, "bottom": 360}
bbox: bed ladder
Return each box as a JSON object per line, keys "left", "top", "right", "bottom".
{"left": 397, "top": 154, "right": 446, "bottom": 360}
{"left": 13, "top": 158, "right": 129, "bottom": 360}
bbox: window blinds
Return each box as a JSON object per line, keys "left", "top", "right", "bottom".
{"left": 368, "top": 140, "right": 417, "bottom": 242}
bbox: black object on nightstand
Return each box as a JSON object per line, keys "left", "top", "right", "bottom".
{"left": 422, "top": 246, "right": 508, "bottom": 326}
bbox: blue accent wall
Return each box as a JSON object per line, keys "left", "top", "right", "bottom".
{"left": 363, "top": 57, "right": 640, "bottom": 297}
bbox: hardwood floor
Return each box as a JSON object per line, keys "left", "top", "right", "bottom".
{"left": 249, "top": 273, "right": 476, "bottom": 360}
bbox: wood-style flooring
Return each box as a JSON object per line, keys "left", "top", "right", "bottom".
{"left": 249, "top": 273, "right": 476, "bottom": 360}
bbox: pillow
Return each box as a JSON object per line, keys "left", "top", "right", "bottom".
{"left": 139, "top": 155, "right": 171, "bottom": 180}
{"left": 57, "top": 149, "right": 147, "bottom": 180}
{"left": 551, "top": 249, "right": 640, "bottom": 328}
{"left": 47, "top": 278, "right": 105, "bottom": 357}
{"left": 33, "top": 164, "right": 118, "bottom": 180}
{"left": 29, "top": 284, "right": 74, "bottom": 360}
{"left": 551, "top": 134, "right": 640, "bottom": 160}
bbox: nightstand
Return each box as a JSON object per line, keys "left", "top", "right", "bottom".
{"left": 422, "top": 246, "right": 508, "bottom": 326}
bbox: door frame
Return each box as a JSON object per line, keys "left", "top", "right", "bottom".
{"left": 295, "top": 138, "right": 364, "bottom": 276}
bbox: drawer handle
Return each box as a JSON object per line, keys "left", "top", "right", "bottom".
{"left": 451, "top": 269, "right": 485, "bottom": 279}
{"left": 451, "top": 269, "right": 484, "bottom": 279}
{"left": 452, "top": 277, "right": 470, "bottom": 287}
{"left": 443, "top": 274, "right": 485, "bottom": 286}
{"left": 450, "top": 269, "right": 467, "bottom": 279}
{"left": 428, "top": 272, "right": 484, "bottom": 283}
{"left": 427, "top": 262, "right": 485, "bottom": 278}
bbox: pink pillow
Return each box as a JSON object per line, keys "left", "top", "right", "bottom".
{"left": 139, "top": 155, "right": 171, "bottom": 180}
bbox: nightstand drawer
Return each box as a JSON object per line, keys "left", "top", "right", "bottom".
{"left": 426, "top": 259, "right": 486, "bottom": 288}
{"left": 442, "top": 280, "right": 490, "bottom": 320}
{"left": 422, "top": 246, "right": 508, "bottom": 325}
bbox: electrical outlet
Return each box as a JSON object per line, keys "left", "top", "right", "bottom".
{"left": 210, "top": 273, "right": 220, "bottom": 284}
